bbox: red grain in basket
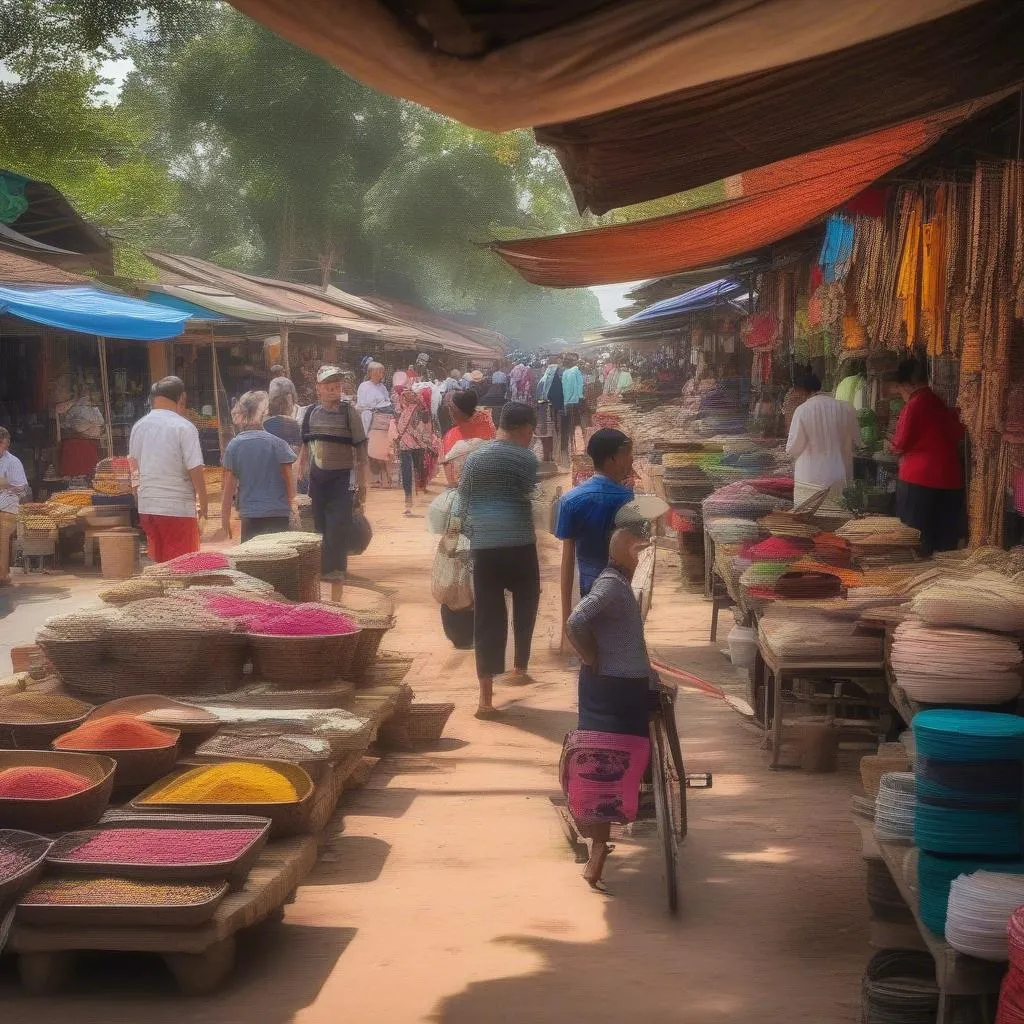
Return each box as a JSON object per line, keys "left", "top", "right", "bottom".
{"left": 0, "top": 766, "right": 92, "bottom": 799}
{"left": 162, "top": 551, "right": 230, "bottom": 574}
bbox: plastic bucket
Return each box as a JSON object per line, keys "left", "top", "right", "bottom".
{"left": 727, "top": 625, "right": 757, "bottom": 669}
{"left": 98, "top": 530, "right": 138, "bottom": 579}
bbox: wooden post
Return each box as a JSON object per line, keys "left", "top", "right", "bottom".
{"left": 96, "top": 336, "right": 115, "bottom": 457}
{"left": 210, "top": 335, "right": 228, "bottom": 462}
{"left": 281, "top": 325, "right": 291, "bottom": 378}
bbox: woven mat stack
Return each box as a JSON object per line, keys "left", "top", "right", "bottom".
{"left": 889, "top": 572, "right": 1024, "bottom": 706}
{"left": 834, "top": 517, "right": 921, "bottom": 567}
{"left": 757, "top": 603, "right": 884, "bottom": 662}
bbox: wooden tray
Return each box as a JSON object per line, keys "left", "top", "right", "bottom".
{"left": 17, "top": 879, "right": 229, "bottom": 928}
{"left": 46, "top": 817, "right": 270, "bottom": 888}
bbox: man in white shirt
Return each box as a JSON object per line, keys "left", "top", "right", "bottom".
{"left": 129, "top": 376, "right": 208, "bottom": 563}
{"left": 785, "top": 372, "right": 859, "bottom": 506}
{"left": 0, "top": 426, "right": 29, "bottom": 585}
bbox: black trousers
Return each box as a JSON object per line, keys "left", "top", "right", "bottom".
{"left": 310, "top": 470, "right": 353, "bottom": 574}
{"left": 896, "top": 480, "right": 965, "bottom": 556}
{"left": 472, "top": 543, "right": 540, "bottom": 677}
{"left": 240, "top": 516, "right": 290, "bottom": 543}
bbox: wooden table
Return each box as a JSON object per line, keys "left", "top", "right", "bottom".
{"left": 756, "top": 642, "right": 887, "bottom": 769}
{"left": 877, "top": 839, "right": 1005, "bottom": 1023}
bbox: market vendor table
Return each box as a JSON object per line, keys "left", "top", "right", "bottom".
{"left": 756, "top": 642, "right": 887, "bottom": 769}
{"left": 877, "top": 838, "right": 1005, "bottom": 1023}
{"left": 8, "top": 834, "right": 318, "bottom": 995}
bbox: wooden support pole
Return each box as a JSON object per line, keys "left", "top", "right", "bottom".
{"left": 280, "top": 325, "right": 291, "bottom": 378}
{"left": 210, "top": 334, "right": 228, "bottom": 462}
{"left": 96, "top": 336, "right": 114, "bottom": 457}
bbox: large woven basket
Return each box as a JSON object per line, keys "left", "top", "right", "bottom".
{"left": 860, "top": 751, "right": 910, "bottom": 798}
{"left": 291, "top": 539, "right": 322, "bottom": 602}
{"left": 35, "top": 634, "right": 113, "bottom": 696}
{"left": 0, "top": 750, "right": 115, "bottom": 833}
{"left": 94, "top": 629, "right": 250, "bottom": 699}
{"left": 232, "top": 551, "right": 302, "bottom": 601}
{"left": 249, "top": 630, "right": 362, "bottom": 688}
{"left": 0, "top": 829, "right": 52, "bottom": 903}
{"left": 0, "top": 702, "right": 93, "bottom": 751}
{"left": 85, "top": 695, "right": 221, "bottom": 744}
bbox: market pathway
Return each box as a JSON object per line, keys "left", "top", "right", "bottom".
{"left": 1, "top": 483, "right": 868, "bottom": 1023}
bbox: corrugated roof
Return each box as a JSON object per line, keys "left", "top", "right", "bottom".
{"left": 145, "top": 252, "right": 502, "bottom": 359}
{"left": 492, "top": 98, "right": 997, "bottom": 287}
{"left": 0, "top": 249, "right": 91, "bottom": 286}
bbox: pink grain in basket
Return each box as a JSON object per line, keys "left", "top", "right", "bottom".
{"left": 163, "top": 551, "right": 231, "bottom": 574}
{"left": 252, "top": 605, "right": 358, "bottom": 637}
{"left": 203, "top": 594, "right": 283, "bottom": 623}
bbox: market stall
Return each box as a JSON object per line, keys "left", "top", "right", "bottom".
{"left": 0, "top": 537, "right": 451, "bottom": 994}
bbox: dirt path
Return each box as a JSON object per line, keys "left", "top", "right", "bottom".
{"left": 1, "top": 483, "right": 868, "bottom": 1023}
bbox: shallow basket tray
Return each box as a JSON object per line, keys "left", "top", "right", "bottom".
{"left": 130, "top": 758, "right": 315, "bottom": 838}
{"left": 17, "top": 878, "right": 230, "bottom": 928}
{"left": 45, "top": 815, "right": 270, "bottom": 888}
{"left": 53, "top": 724, "right": 181, "bottom": 790}
{"left": 403, "top": 703, "right": 456, "bottom": 744}
{"left": 249, "top": 630, "right": 362, "bottom": 688}
{"left": 0, "top": 707, "right": 93, "bottom": 751}
{"left": 0, "top": 829, "right": 53, "bottom": 903}
{"left": 0, "top": 750, "right": 116, "bottom": 833}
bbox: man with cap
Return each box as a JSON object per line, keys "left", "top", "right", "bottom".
{"left": 555, "top": 428, "right": 635, "bottom": 644}
{"left": 298, "top": 366, "right": 368, "bottom": 580}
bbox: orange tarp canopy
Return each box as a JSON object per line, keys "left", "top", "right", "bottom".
{"left": 492, "top": 99, "right": 995, "bottom": 288}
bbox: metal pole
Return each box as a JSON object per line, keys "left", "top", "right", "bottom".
{"left": 97, "top": 336, "right": 114, "bottom": 457}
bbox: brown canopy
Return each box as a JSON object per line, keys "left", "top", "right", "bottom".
{"left": 230, "top": 0, "right": 980, "bottom": 133}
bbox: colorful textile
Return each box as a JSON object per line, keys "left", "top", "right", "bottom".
{"left": 508, "top": 364, "right": 536, "bottom": 405}
{"left": 561, "top": 729, "right": 650, "bottom": 826}
{"left": 891, "top": 387, "right": 965, "bottom": 489}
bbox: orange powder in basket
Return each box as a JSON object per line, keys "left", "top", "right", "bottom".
{"left": 53, "top": 714, "right": 173, "bottom": 750}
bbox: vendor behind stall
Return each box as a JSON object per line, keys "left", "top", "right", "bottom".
{"left": 58, "top": 392, "right": 104, "bottom": 478}
{"left": 890, "top": 358, "right": 966, "bottom": 555}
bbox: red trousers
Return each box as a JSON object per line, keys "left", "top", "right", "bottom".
{"left": 139, "top": 514, "right": 200, "bottom": 563}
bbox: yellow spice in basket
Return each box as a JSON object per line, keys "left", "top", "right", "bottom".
{"left": 141, "top": 762, "right": 299, "bottom": 804}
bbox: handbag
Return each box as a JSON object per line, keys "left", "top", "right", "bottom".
{"left": 348, "top": 502, "right": 373, "bottom": 554}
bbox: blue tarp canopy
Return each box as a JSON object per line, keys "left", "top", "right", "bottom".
{"left": 622, "top": 278, "right": 746, "bottom": 325}
{"left": 0, "top": 284, "right": 191, "bottom": 341}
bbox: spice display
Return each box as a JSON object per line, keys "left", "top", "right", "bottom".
{"left": 21, "top": 876, "right": 223, "bottom": 906}
{"left": 61, "top": 827, "right": 264, "bottom": 865}
{"left": 0, "top": 766, "right": 92, "bottom": 799}
{"left": 115, "top": 597, "right": 235, "bottom": 631}
{"left": 53, "top": 714, "right": 174, "bottom": 750}
{"left": 250, "top": 604, "right": 358, "bottom": 637}
{"left": 157, "top": 551, "right": 231, "bottom": 575}
{"left": 0, "top": 692, "right": 92, "bottom": 723}
{"left": 141, "top": 762, "right": 299, "bottom": 804}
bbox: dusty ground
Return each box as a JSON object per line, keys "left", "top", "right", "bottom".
{"left": 0, "top": 481, "right": 869, "bottom": 1023}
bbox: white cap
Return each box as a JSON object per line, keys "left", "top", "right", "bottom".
{"left": 316, "top": 365, "right": 344, "bottom": 383}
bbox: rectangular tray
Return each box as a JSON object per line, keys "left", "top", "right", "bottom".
{"left": 17, "top": 879, "right": 229, "bottom": 928}
{"left": 45, "top": 817, "right": 271, "bottom": 888}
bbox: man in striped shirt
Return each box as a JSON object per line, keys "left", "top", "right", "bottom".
{"left": 455, "top": 403, "right": 540, "bottom": 717}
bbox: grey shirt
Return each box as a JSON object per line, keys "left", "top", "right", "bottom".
{"left": 222, "top": 429, "right": 296, "bottom": 519}
{"left": 565, "top": 566, "right": 651, "bottom": 678}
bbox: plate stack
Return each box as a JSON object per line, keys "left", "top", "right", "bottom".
{"left": 996, "top": 907, "right": 1024, "bottom": 1022}
{"left": 913, "top": 710, "right": 1024, "bottom": 935}
{"left": 874, "top": 772, "right": 915, "bottom": 843}
{"left": 946, "top": 872, "right": 1024, "bottom": 961}
{"left": 890, "top": 621, "right": 1023, "bottom": 706}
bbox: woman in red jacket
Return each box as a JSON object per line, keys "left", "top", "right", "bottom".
{"left": 891, "top": 359, "right": 966, "bottom": 555}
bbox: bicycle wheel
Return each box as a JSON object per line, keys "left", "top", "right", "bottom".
{"left": 650, "top": 716, "right": 680, "bottom": 915}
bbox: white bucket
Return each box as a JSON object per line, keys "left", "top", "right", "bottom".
{"left": 727, "top": 625, "right": 757, "bottom": 670}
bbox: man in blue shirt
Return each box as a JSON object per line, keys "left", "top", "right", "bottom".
{"left": 556, "top": 428, "right": 634, "bottom": 641}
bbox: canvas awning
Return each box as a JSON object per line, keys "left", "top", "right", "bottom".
{"left": 536, "top": 0, "right": 1024, "bottom": 212}
{"left": 491, "top": 97, "right": 998, "bottom": 288}
{"left": 229, "top": 0, "right": 981, "bottom": 133}
{"left": 0, "top": 285, "right": 191, "bottom": 341}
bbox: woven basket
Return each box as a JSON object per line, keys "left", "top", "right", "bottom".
{"left": 0, "top": 829, "right": 52, "bottom": 903}
{"left": 35, "top": 635, "right": 114, "bottom": 697}
{"left": 295, "top": 543, "right": 322, "bottom": 602}
{"left": 0, "top": 709, "right": 92, "bottom": 751}
{"left": 860, "top": 752, "right": 910, "bottom": 798}
{"left": 85, "top": 695, "right": 221, "bottom": 743}
{"left": 95, "top": 629, "right": 250, "bottom": 699}
{"left": 249, "top": 630, "right": 362, "bottom": 688}
{"left": 46, "top": 816, "right": 270, "bottom": 888}
{"left": 0, "top": 750, "right": 115, "bottom": 832}
{"left": 54, "top": 724, "right": 181, "bottom": 790}
{"left": 404, "top": 703, "right": 455, "bottom": 743}
{"left": 333, "top": 593, "right": 396, "bottom": 682}
{"left": 131, "top": 758, "right": 315, "bottom": 838}
{"left": 232, "top": 551, "right": 302, "bottom": 601}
